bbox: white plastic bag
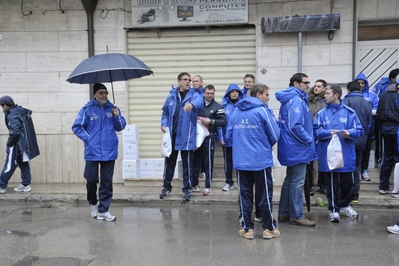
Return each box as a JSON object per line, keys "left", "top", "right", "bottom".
{"left": 196, "top": 120, "right": 209, "bottom": 149}
{"left": 327, "top": 134, "right": 344, "bottom": 170}
{"left": 272, "top": 151, "right": 281, "bottom": 168}
{"left": 161, "top": 128, "right": 172, "bottom": 157}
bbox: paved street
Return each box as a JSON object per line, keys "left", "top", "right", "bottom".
{"left": 0, "top": 202, "right": 398, "bottom": 266}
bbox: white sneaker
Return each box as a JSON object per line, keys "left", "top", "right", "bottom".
{"left": 330, "top": 212, "right": 340, "bottom": 223}
{"left": 201, "top": 172, "right": 206, "bottom": 179}
{"left": 222, "top": 183, "right": 234, "bottom": 191}
{"left": 14, "top": 184, "right": 31, "bottom": 192}
{"left": 0, "top": 187, "right": 6, "bottom": 194}
{"left": 340, "top": 205, "right": 358, "bottom": 219}
{"left": 387, "top": 224, "right": 399, "bottom": 234}
{"left": 90, "top": 202, "right": 99, "bottom": 218}
{"left": 361, "top": 170, "right": 370, "bottom": 181}
{"left": 97, "top": 212, "right": 116, "bottom": 222}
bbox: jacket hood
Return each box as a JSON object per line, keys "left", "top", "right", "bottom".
{"left": 275, "top": 87, "right": 307, "bottom": 104}
{"left": 235, "top": 97, "right": 264, "bottom": 111}
{"left": 7, "top": 105, "right": 32, "bottom": 118}
{"left": 354, "top": 72, "right": 370, "bottom": 93}
{"left": 222, "top": 84, "right": 243, "bottom": 105}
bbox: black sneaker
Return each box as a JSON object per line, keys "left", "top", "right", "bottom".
{"left": 183, "top": 190, "right": 191, "bottom": 201}
{"left": 160, "top": 188, "right": 171, "bottom": 199}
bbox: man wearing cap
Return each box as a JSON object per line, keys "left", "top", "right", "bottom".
{"left": 72, "top": 83, "right": 126, "bottom": 222}
{"left": 0, "top": 96, "right": 40, "bottom": 194}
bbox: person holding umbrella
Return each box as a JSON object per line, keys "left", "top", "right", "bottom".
{"left": 72, "top": 83, "right": 126, "bottom": 222}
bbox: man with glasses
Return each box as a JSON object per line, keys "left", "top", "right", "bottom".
{"left": 0, "top": 96, "right": 39, "bottom": 194}
{"left": 72, "top": 83, "right": 126, "bottom": 222}
{"left": 276, "top": 73, "right": 317, "bottom": 227}
{"left": 160, "top": 72, "right": 203, "bottom": 201}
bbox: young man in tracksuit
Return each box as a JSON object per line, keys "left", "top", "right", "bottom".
{"left": 192, "top": 85, "right": 226, "bottom": 196}
{"left": 342, "top": 81, "right": 372, "bottom": 202}
{"left": 226, "top": 84, "right": 280, "bottom": 239}
{"left": 314, "top": 84, "right": 363, "bottom": 223}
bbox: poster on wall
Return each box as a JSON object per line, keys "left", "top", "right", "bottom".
{"left": 131, "top": 0, "right": 248, "bottom": 28}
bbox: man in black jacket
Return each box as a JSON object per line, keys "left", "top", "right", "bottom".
{"left": 376, "top": 82, "right": 399, "bottom": 194}
{"left": 343, "top": 82, "right": 372, "bottom": 202}
{"left": 0, "top": 95, "right": 39, "bottom": 194}
{"left": 192, "top": 85, "right": 226, "bottom": 196}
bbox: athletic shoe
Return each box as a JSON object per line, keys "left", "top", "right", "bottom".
{"left": 278, "top": 215, "right": 290, "bottom": 222}
{"left": 379, "top": 189, "right": 394, "bottom": 195}
{"left": 316, "top": 187, "right": 326, "bottom": 195}
{"left": 289, "top": 218, "right": 316, "bottom": 227}
{"left": 159, "top": 188, "right": 171, "bottom": 199}
{"left": 90, "top": 202, "right": 99, "bottom": 218}
{"left": 191, "top": 185, "right": 201, "bottom": 192}
{"left": 330, "top": 212, "right": 340, "bottom": 223}
{"left": 183, "top": 190, "right": 191, "bottom": 200}
{"left": 254, "top": 216, "right": 262, "bottom": 222}
{"left": 361, "top": 170, "right": 371, "bottom": 181}
{"left": 201, "top": 172, "right": 206, "bottom": 179}
{"left": 14, "top": 184, "right": 31, "bottom": 192}
{"left": 222, "top": 183, "right": 234, "bottom": 191}
{"left": 351, "top": 199, "right": 358, "bottom": 203}
{"left": 263, "top": 229, "right": 280, "bottom": 239}
{"left": 203, "top": 188, "right": 211, "bottom": 196}
{"left": 239, "top": 228, "right": 254, "bottom": 239}
{"left": 97, "top": 212, "right": 116, "bottom": 222}
{"left": 387, "top": 224, "right": 399, "bottom": 234}
{"left": 0, "top": 187, "right": 6, "bottom": 194}
{"left": 340, "top": 205, "right": 358, "bottom": 218}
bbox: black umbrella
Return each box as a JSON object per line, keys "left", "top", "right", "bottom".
{"left": 304, "top": 163, "right": 312, "bottom": 219}
{"left": 67, "top": 52, "right": 153, "bottom": 103}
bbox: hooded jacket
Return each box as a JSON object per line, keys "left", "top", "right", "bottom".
{"left": 161, "top": 86, "right": 203, "bottom": 150}
{"left": 275, "top": 87, "right": 317, "bottom": 166}
{"left": 372, "top": 76, "right": 391, "bottom": 97}
{"left": 342, "top": 91, "right": 372, "bottom": 150}
{"left": 376, "top": 83, "right": 399, "bottom": 134}
{"left": 354, "top": 72, "right": 379, "bottom": 113}
{"left": 314, "top": 101, "right": 364, "bottom": 172}
{"left": 72, "top": 98, "right": 126, "bottom": 161}
{"left": 220, "top": 84, "right": 244, "bottom": 147}
{"left": 3, "top": 105, "right": 40, "bottom": 161}
{"left": 225, "top": 97, "right": 280, "bottom": 170}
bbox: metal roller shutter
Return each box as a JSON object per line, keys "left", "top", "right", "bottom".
{"left": 126, "top": 25, "right": 256, "bottom": 158}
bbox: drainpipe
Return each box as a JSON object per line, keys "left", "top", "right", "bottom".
{"left": 352, "top": 0, "right": 357, "bottom": 79}
{"left": 81, "top": 0, "right": 99, "bottom": 98}
{"left": 298, "top": 32, "right": 303, "bottom": 73}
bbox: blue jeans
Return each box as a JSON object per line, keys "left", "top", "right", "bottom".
{"left": 278, "top": 163, "right": 306, "bottom": 220}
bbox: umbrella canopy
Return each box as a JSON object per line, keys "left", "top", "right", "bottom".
{"left": 67, "top": 53, "right": 153, "bottom": 104}
{"left": 67, "top": 53, "right": 153, "bottom": 84}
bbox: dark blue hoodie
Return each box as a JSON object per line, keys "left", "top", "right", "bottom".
{"left": 354, "top": 72, "right": 378, "bottom": 113}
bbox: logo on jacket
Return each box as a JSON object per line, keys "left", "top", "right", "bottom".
{"left": 339, "top": 117, "right": 347, "bottom": 123}
{"left": 90, "top": 113, "right": 99, "bottom": 121}
{"left": 293, "top": 107, "right": 300, "bottom": 113}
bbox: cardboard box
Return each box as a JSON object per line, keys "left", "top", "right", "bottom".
{"left": 123, "top": 125, "right": 139, "bottom": 144}
{"left": 368, "top": 150, "right": 375, "bottom": 169}
{"left": 122, "top": 160, "right": 139, "bottom": 179}
{"left": 153, "top": 158, "right": 165, "bottom": 178}
{"left": 123, "top": 142, "right": 139, "bottom": 160}
{"left": 140, "top": 159, "right": 153, "bottom": 178}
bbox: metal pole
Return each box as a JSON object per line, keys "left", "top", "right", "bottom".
{"left": 298, "top": 32, "right": 303, "bottom": 73}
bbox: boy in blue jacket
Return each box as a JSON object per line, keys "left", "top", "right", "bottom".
{"left": 314, "top": 84, "right": 364, "bottom": 223}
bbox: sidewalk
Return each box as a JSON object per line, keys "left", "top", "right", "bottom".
{"left": 1, "top": 182, "right": 399, "bottom": 209}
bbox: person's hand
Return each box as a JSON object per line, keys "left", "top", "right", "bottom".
{"left": 220, "top": 140, "right": 225, "bottom": 146}
{"left": 340, "top": 130, "right": 350, "bottom": 138}
{"left": 183, "top": 103, "right": 194, "bottom": 112}
{"left": 112, "top": 106, "right": 119, "bottom": 117}
{"left": 161, "top": 126, "right": 168, "bottom": 133}
{"left": 331, "top": 129, "right": 339, "bottom": 136}
{"left": 198, "top": 116, "right": 211, "bottom": 125}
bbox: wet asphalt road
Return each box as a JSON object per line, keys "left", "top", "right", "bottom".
{"left": 0, "top": 202, "right": 398, "bottom": 266}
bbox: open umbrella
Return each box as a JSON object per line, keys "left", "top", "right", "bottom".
{"left": 67, "top": 53, "right": 153, "bottom": 103}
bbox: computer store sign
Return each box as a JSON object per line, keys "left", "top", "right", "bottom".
{"left": 132, "top": 0, "right": 248, "bottom": 28}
